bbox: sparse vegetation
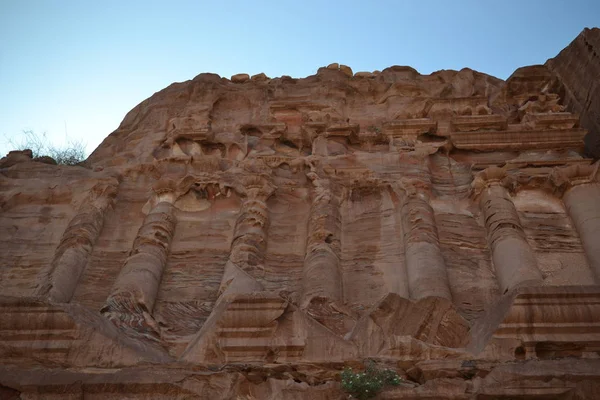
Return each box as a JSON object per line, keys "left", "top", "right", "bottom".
{"left": 7, "top": 130, "right": 87, "bottom": 165}
{"left": 367, "top": 125, "right": 381, "bottom": 134}
{"left": 340, "top": 360, "right": 403, "bottom": 399}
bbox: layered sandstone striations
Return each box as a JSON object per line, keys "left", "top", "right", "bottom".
{"left": 1, "top": 28, "right": 600, "bottom": 399}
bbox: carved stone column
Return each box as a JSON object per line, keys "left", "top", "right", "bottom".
{"left": 563, "top": 182, "right": 600, "bottom": 282}
{"left": 101, "top": 188, "right": 176, "bottom": 327}
{"left": 301, "top": 174, "right": 342, "bottom": 308}
{"left": 40, "top": 180, "right": 118, "bottom": 303}
{"left": 479, "top": 182, "right": 543, "bottom": 294}
{"left": 400, "top": 181, "right": 452, "bottom": 300}
{"left": 216, "top": 175, "right": 275, "bottom": 298}
{"left": 228, "top": 178, "right": 273, "bottom": 274}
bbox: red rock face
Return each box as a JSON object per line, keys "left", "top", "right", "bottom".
{"left": 1, "top": 30, "right": 600, "bottom": 399}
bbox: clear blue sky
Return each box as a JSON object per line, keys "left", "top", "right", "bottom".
{"left": 1, "top": 0, "right": 598, "bottom": 157}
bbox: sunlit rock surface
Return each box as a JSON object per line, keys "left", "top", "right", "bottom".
{"left": 1, "top": 28, "right": 600, "bottom": 399}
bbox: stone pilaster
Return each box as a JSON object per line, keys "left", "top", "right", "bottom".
{"left": 228, "top": 178, "right": 273, "bottom": 275}
{"left": 400, "top": 181, "right": 452, "bottom": 300}
{"left": 229, "top": 200, "right": 269, "bottom": 274}
{"left": 216, "top": 175, "right": 275, "bottom": 298}
{"left": 555, "top": 164, "right": 600, "bottom": 282}
{"left": 479, "top": 182, "right": 543, "bottom": 294}
{"left": 300, "top": 174, "right": 342, "bottom": 308}
{"left": 101, "top": 188, "right": 176, "bottom": 334}
{"left": 40, "top": 180, "right": 118, "bottom": 303}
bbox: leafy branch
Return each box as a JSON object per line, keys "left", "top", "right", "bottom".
{"left": 341, "top": 360, "right": 403, "bottom": 399}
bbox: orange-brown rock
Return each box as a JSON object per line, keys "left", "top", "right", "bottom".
{"left": 251, "top": 72, "right": 269, "bottom": 81}
{"left": 230, "top": 73, "right": 249, "bottom": 83}
{"left": 1, "top": 28, "right": 600, "bottom": 399}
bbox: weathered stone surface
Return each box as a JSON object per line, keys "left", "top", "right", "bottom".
{"left": 354, "top": 71, "right": 375, "bottom": 78}
{"left": 39, "top": 178, "right": 119, "bottom": 303}
{"left": 251, "top": 72, "right": 269, "bottom": 81}
{"left": 0, "top": 149, "right": 33, "bottom": 168}
{"left": 350, "top": 294, "right": 469, "bottom": 357}
{"left": 230, "top": 73, "right": 249, "bottom": 83}
{"left": 339, "top": 64, "right": 353, "bottom": 77}
{"left": 475, "top": 168, "right": 543, "bottom": 294}
{"left": 1, "top": 28, "right": 600, "bottom": 399}
{"left": 547, "top": 27, "right": 600, "bottom": 157}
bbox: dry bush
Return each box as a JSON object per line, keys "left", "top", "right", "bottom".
{"left": 8, "top": 130, "right": 87, "bottom": 165}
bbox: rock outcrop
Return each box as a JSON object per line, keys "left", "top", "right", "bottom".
{"left": 547, "top": 27, "right": 600, "bottom": 157}
{"left": 1, "top": 28, "right": 600, "bottom": 399}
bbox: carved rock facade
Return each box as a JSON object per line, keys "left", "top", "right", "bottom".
{"left": 1, "top": 28, "right": 600, "bottom": 399}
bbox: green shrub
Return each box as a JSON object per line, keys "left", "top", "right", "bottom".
{"left": 340, "top": 361, "right": 402, "bottom": 399}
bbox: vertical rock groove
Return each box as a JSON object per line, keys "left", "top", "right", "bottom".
{"left": 480, "top": 184, "right": 543, "bottom": 293}
{"left": 400, "top": 182, "right": 452, "bottom": 300}
{"left": 40, "top": 180, "right": 118, "bottom": 303}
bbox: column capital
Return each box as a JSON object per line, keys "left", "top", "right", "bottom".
{"left": 88, "top": 179, "right": 119, "bottom": 208}
{"left": 141, "top": 179, "right": 178, "bottom": 214}
{"left": 149, "top": 175, "right": 231, "bottom": 213}
{"left": 550, "top": 162, "right": 600, "bottom": 195}
{"left": 394, "top": 178, "right": 432, "bottom": 201}
{"left": 472, "top": 167, "right": 515, "bottom": 198}
{"left": 306, "top": 172, "right": 336, "bottom": 203}
{"left": 152, "top": 179, "right": 178, "bottom": 204}
{"left": 237, "top": 174, "right": 275, "bottom": 200}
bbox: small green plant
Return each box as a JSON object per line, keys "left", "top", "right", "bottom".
{"left": 367, "top": 125, "right": 381, "bottom": 134}
{"left": 340, "top": 361, "right": 402, "bottom": 399}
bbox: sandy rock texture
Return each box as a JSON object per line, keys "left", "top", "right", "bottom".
{"left": 547, "top": 27, "right": 600, "bottom": 158}
{"left": 1, "top": 28, "right": 600, "bottom": 399}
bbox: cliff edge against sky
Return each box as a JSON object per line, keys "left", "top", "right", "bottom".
{"left": 1, "top": 28, "right": 599, "bottom": 399}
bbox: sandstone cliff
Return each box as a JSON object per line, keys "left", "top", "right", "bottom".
{"left": 1, "top": 29, "right": 600, "bottom": 399}
{"left": 547, "top": 27, "right": 600, "bottom": 158}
